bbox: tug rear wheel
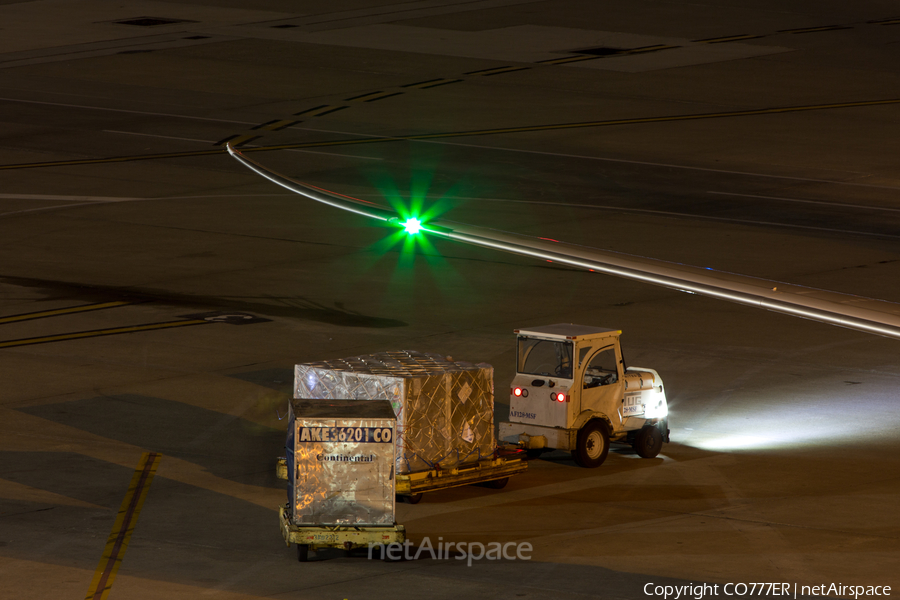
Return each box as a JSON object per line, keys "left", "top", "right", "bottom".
{"left": 573, "top": 420, "right": 610, "bottom": 468}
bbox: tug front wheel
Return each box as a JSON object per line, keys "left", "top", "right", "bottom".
{"left": 573, "top": 420, "right": 610, "bottom": 468}
{"left": 634, "top": 426, "right": 663, "bottom": 458}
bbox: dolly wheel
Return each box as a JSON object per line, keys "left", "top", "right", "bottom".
{"left": 296, "top": 544, "right": 309, "bottom": 562}
{"left": 485, "top": 477, "right": 509, "bottom": 489}
{"left": 406, "top": 493, "right": 424, "bottom": 504}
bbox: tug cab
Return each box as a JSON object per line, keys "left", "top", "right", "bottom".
{"left": 499, "top": 324, "right": 669, "bottom": 467}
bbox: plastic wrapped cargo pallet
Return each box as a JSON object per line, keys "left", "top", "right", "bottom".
{"left": 295, "top": 351, "right": 495, "bottom": 475}
{"left": 286, "top": 399, "right": 396, "bottom": 526}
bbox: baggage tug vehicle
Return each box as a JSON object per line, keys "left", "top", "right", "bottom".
{"left": 500, "top": 324, "right": 669, "bottom": 467}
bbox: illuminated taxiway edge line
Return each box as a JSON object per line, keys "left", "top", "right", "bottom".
{"left": 226, "top": 144, "right": 900, "bottom": 341}
{"left": 225, "top": 143, "right": 394, "bottom": 222}
{"left": 445, "top": 230, "right": 900, "bottom": 339}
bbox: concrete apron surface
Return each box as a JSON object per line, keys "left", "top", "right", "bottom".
{"left": 0, "top": 1, "right": 898, "bottom": 599}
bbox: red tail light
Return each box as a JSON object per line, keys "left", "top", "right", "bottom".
{"left": 513, "top": 387, "right": 523, "bottom": 397}
{"left": 554, "top": 392, "right": 567, "bottom": 402}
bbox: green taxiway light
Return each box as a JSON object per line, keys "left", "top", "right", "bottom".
{"left": 402, "top": 217, "right": 423, "bottom": 235}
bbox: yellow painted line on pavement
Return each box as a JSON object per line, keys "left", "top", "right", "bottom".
{"left": 779, "top": 25, "right": 852, "bottom": 34}
{"left": 215, "top": 133, "right": 259, "bottom": 147}
{"left": 480, "top": 66, "right": 530, "bottom": 76}
{"left": 251, "top": 119, "right": 279, "bottom": 130}
{"left": 0, "top": 300, "right": 134, "bottom": 324}
{"left": 345, "top": 90, "right": 387, "bottom": 101}
{"left": 250, "top": 119, "right": 299, "bottom": 131}
{"left": 464, "top": 65, "right": 530, "bottom": 76}
{"left": 537, "top": 55, "right": 599, "bottom": 65}
{"left": 237, "top": 97, "right": 900, "bottom": 146}
{"left": 3, "top": 97, "right": 900, "bottom": 171}
{"left": 0, "top": 319, "right": 208, "bottom": 348}
{"left": 630, "top": 44, "right": 681, "bottom": 54}
{"left": 84, "top": 452, "right": 161, "bottom": 600}
{"left": 402, "top": 78, "right": 462, "bottom": 89}
{"left": 538, "top": 45, "right": 679, "bottom": 65}
{"left": 294, "top": 105, "right": 347, "bottom": 117}
{"left": 418, "top": 79, "right": 462, "bottom": 89}
{"left": 264, "top": 119, "right": 299, "bottom": 131}
{"left": 343, "top": 90, "right": 404, "bottom": 103}
{"left": 363, "top": 91, "right": 403, "bottom": 102}
{"left": 693, "top": 34, "right": 766, "bottom": 43}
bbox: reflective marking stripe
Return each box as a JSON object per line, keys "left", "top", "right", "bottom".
{"left": 0, "top": 301, "right": 134, "bottom": 324}
{"left": 84, "top": 453, "right": 161, "bottom": 600}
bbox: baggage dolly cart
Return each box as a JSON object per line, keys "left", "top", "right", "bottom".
{"left": 283, "top": 399, "right": 402, "bottom": 562}
{"left": 394, "top": 445, "right": 527, "bottom": 503}
{"left": 278, "top": 505, "right": 406, "bottom": 562}
{"left": 277, "top": 445, "right": 527, "bottom": 504}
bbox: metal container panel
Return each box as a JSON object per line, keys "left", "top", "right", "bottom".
{"left": 295, "top": 351, "right": 495, "bottom": 474}
{"left": 288, "top": 399, "right": 396, "bottom": 526}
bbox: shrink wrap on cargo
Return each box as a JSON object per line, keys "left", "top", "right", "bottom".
{"left": 295, "top": 351, "right": 494, "bottom": 474}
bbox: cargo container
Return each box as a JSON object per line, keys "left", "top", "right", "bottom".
{"left": 281, "top": 351, "right": 526, "bottom": 503}
{"left": 294, "top": 351, "right": 497, "bottom": 475}
{"left": 281, "top": 399, "right": 405, "bottom": 561}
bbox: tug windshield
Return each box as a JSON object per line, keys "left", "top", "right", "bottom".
{"left": 517, "top": 337, "right": 574, "bottom": 379}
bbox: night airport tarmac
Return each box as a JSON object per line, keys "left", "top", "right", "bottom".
{"left": 1, "top": 1, "right": 899, "bottom": 599}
